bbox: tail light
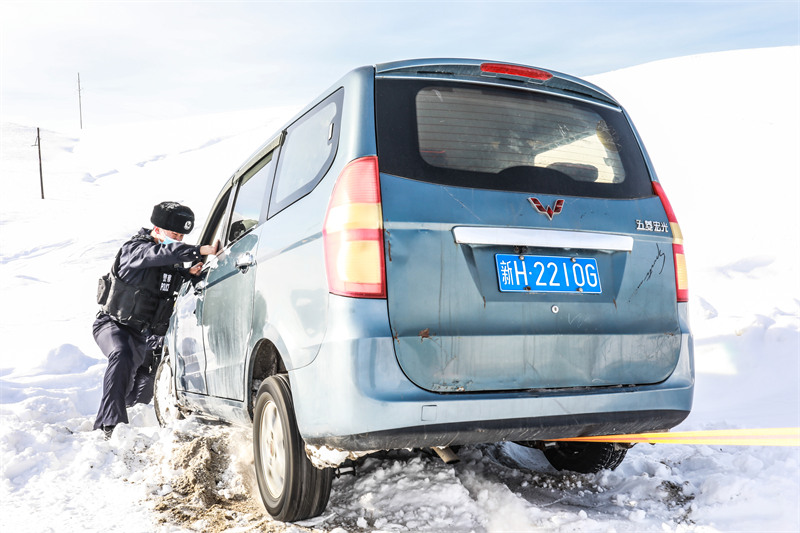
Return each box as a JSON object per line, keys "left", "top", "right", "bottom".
{"left": 653, "top": 181, "right": 689, "bottom": 302}
{"left": 323, "top": 156, "right": 386, "bottom": 298}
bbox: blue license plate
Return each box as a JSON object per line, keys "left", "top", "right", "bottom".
{"left": 496, "top": 254, "right": 602, "bottom": 294}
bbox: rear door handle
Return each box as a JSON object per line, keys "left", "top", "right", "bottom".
{"left": 235, "top": 252, "right": 255, "bottom": 273}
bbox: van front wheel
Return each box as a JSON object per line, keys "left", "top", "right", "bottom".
{"left": 252, "top": 374, "right": 333, "bottom": 522}
{"left": 153, "top": 356, "right": 183, "bottom": 427}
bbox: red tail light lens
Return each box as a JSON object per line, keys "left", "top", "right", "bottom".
{"left": 480, "top": 62, "right": 553, "bottom": 81}
{"left": 653, "top": 181, "right": 689, "bottom": 302}
{"left": 323, "top": 156, "right": 386, "bottom": 298}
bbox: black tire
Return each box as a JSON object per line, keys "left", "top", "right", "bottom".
{"left": 153, "top": 355, "right": 184, "bottom": 427}
{"left": 543, "top": 442, "right": 628, "bottom": 474}
{"left": 253, "top": 374, "right": 333, "bottom": 522}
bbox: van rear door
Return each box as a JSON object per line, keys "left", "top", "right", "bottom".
{"left": 375, "top": 73, "right": 682, "bottom": 393}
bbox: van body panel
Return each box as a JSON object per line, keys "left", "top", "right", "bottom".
{"left": 173, "top": 281, "right": 208, "bottom": 394}
{"left": 251, "top": 193, "right": 331, "bottom": 371}
{"left": 380, "top": 173, "right": 681, "bottom": 392}
{"left": 201, "top": 233, "right": 259, "bottom": 401}
{"left": 249, "top": 66, "right": 378, "bottom": 373}
{"left": 289, "top": 295, "right": 693, "bottom": 448}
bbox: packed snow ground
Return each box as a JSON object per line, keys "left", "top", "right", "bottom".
{"left": 1, "top": 47, "right": 798, "bottom": 532}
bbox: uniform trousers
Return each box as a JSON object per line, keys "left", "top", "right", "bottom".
{"left": 92, "top": 314, "right": 156, "bottom": 430}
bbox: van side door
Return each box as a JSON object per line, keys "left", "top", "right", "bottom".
{"left": 200, "top": 150, "right": 277, "bottom": 400}
{"left": 172, "top": 185, "right": 233, "bottom": 395}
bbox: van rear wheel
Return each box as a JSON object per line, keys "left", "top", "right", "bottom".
{"left": 252, "top": 374, "right": 333, "bottom": 522}
{"left": 543, "top": 442, "right": 627, "bottom": 474}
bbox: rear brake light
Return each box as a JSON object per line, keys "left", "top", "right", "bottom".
{"left": 323, "top": 156, "right": 386, "bottom": 298}
{"left": 653, "top": 181, "right": 689, "bottom": 302}
{"left": 480, "top": 62, "right": 553, "bottom": 81}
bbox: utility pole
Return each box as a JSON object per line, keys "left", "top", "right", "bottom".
{"left": 34, "top": 128, "right": 44, "bottom": 199}
{"left": 77, "top": 73, "right": 83, "bottom": 129}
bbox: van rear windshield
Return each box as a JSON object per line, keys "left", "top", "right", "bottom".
{"left": 375, "top": 79, "right": 653, "bottom": 198}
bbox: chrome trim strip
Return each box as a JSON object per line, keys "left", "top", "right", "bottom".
{"left": 452, "top": 227, "right": 633, "bottom": 252}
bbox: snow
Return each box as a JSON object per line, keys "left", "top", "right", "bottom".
{"left": 2, "top": 47, "right": 799, "bottom": 532}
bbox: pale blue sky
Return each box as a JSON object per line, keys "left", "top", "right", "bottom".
{"left": 1, "top": 1, "right": 798, "bottom": 129}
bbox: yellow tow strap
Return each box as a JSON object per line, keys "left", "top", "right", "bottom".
{"left": 550, "top": 427, "right": 800, "bottom": 447}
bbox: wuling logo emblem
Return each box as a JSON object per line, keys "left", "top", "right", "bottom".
{"left": 528, "top": 198, "right": 564, "bottom": 220}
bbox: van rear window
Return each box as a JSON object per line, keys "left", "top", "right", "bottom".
{"left": 375, "top": 79, "right": 653, "bottom": 198}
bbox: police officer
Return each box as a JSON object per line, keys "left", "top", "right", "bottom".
{"left": 93, "top": 201, "right": 218, "bottom": 438}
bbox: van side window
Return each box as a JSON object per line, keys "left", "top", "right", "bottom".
{"left": 269, "top": 88, "right": 344, "bottom": 216}
{"left": 228, "top": 151, "right": 276, "bottom": 245}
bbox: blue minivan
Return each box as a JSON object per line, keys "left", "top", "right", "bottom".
{"left": 155, "top": 59, "right": 693, "bottom": 521}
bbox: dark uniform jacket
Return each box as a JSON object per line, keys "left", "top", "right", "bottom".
{"left": 99, "top": 228, "right": 202, "bottom": 335}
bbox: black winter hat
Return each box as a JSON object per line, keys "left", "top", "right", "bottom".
{"left": 150, "top": 201, "right": 195, "bottom": 234}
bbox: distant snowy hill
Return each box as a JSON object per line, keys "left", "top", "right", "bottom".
{"left": 1, "top": 47, "right": 798, "bottom": 532}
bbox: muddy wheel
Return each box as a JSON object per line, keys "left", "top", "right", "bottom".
{"left": 154, "top": 355, "right": 183, "bottom": 427}
{"left": 253, "top": 374, "right": 332, "bottom": 522}
{"left": 543, "top": 442, "right": 628, "bottom": 474}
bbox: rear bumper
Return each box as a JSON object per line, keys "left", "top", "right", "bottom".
{"left": 305, "top": 410, "right": 689, "bottom": 450}
{"left": 291, "top": 297, "right": 694, "bottom": 451}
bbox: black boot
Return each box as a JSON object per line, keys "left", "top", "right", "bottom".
{"left": 101, "top": 425, "right": 116, "bottom": 440}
